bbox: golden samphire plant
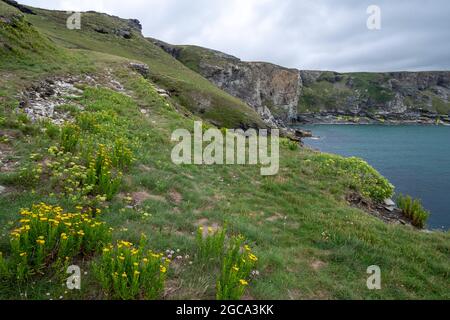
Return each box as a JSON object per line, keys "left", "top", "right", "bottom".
{"left": 0, "top": 203, "right": 111, "bottom": 282}
{"left": 216, "top": 235, "right": 258, "bottom": 300}
{"left": 93, "top": 237, "right": 170, "bottom": 300}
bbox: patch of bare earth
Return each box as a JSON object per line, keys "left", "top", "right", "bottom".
{"left": 168, "top": 190, "right": 183, "bottom": 205}
{"left": 310, "top": 260, "right": 327, "bottom": 271}
{"left": 266, "top": 213, "right": 285, "bottom": 222}
{"left": 0, "top": 133, "right": 19, "bottom": 173}
{"left": 287, "top": 289, "right": 302, "bottom": 300}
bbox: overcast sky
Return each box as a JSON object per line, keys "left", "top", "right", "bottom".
{"left": 18, "top": 0, "right": 450, "bottom": 72}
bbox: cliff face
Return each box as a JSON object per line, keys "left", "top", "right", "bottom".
{"left": 298, "top": 70, "right": 450, "bottom": 124}
{"left": 148, "top": 40, "right": 302, "bottom": 127}
{"left": 196, "top": 60, "right": 302, "bottom": 127}
{"left": 150, "top": 39, "right": 450, "bottom": 126}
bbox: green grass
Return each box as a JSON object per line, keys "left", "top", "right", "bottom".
{"left": 0, "top": 2, "right": 449, "bottom": 300}
{"left": 432, "top": 96, "right": 450, "bottom": 115}
{"left": 397, "top": 195, "right": 431, "bottom": 229}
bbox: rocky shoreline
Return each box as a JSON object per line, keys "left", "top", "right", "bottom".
{"left": 295, "top": 113, "right": 450, "bottom": 126}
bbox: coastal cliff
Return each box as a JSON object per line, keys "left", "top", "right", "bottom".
{"left": 149, "top": 39, "right": 450, "bottom": 127}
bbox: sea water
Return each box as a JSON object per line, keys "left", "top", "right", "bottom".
{"left": 298, "top": 124, "right": 450, "bottom": 230}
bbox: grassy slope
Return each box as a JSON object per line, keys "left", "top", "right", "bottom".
{"left": 0, "top": 3, "right": 449, "bottom": 300}
{"left": 23, "top": 7, "right": 265, "bottom": 129}
{"left": 174, "top": 45, "right": 238, "bottom": 74}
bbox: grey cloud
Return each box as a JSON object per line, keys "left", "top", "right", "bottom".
{"left": 18, "top": 0, "right": 450, "bottom": 72}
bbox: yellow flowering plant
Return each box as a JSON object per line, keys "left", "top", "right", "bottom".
{"left": 85, "top": 144, "right": 123, "bottom": 200}
{"left": 93, "top": 236, "right": 169, "bottom": 300}
{"left": 195, "top": 225, "right": 226, "bottom": 266}
{"left": 216, "top": 235, "right": 258, "bottom": 300}
{"left": 2, "top": 203, "right": 111, "bottom": 282}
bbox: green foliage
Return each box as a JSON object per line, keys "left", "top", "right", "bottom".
{"left": 350, "top": 73, "right": 395, "bottom": 104}
{"left": 43, "top": 121, "right": 60, "bottom": 139}
{"left": 93, "top": 238, "right": 169, "bottom": 300}
{"left": 195, "top": 226, "right": 226, "bottom": 265}
{"left": 280, "top": 138, "right": 299, "bottom": 151}
{"left": 216, "top": 236, "right": 258, "bottom": 300}
{"left": 86, "top": 144, "right": 123, "bottom": 200}
{"left": 112, "top": 138, "right": 134, "bottom": 169}
{"left": 60, "top": 123, "right": 80, "bottom": 152}
{"left": 397, "top": 195, "right": 430, "bottom": 229}
{"left": 313, "top": 154, "right": 394, "bottom": 201}
{"left": 1, "top": 203, "right": 111, "bottom": 282}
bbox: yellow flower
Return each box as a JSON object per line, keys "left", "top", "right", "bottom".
{"left": 36, "top": 239, "right": 46, "bottom": 245}
{"left": 248, "top": 254, "right": 258, "bottom": 262}
{"left": 160, "top": 265, "right": 167, "bottom": 273}
{"left": 232, "top": 266, "right": 239, "bottom": 272}
{"left": 133, "top": 262, "right": 139, "bottom": 267}
{"left": 103, "top": 248, "right": 110, "bottom": 253}
{"left": 61, "top": 233, "right": 68, "bottom": 240}
{"left": 142, "top": 258, "right": 148, "bottom": 263}
{"left": 20, "top": 252, "right": 27, "bottom": 257}
{"left": 239, "top": 279, "right": 249, "bottom": 286}
{"left": 119, "top": 255, "right": 125, "bottom": 261}
{"left": 134, "top": 270, "right": 140, "bottom": 276}
{"left": 118, "top": 240, "right": 133, "bottom": 248}
{"left": 244, "top": 245, "right": 251, "bottom": 252}
{"left": 122, "top": 272, "right": 127, "bottom": 278}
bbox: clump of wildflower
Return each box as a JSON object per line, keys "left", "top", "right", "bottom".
{"left": 4, "top": 203, "right": 111, "bottom": 282}
{"left": 216, "top": 236, "right": 258, "bottom": 300}
{"left": 93, "top": 237, "right": 169, "bottom": 300}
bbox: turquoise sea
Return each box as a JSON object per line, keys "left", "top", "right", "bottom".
{"left": 298, "top": 125, "right": 450, "bottom": 230}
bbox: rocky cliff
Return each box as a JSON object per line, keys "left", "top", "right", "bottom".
{"left": 150, "top": 39, "right": 450, "bottom": 126}
{"left": 297, "top": 70, "right": 450, "bottom": 124}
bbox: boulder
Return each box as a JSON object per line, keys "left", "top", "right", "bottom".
{"left": 129, "top": 63, "right": 150, "bottom": 77}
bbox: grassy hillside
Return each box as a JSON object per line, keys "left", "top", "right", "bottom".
{"left": 0, "top": 2, "right": 449, "bottom": 300}
{"left": 7, "top": 4, "right": 265, "bottom": 129}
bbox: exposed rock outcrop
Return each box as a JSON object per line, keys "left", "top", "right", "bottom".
{"left": 151, "top": 41, "right": 450, "bottom": 127}
{"left": 2, "top": 0, "right": 35, "bottom": 15}
{"left": 297, "top": 70, "right": 450, "bottom": 124}
{"left": 149, "top": 41, "right": 301, "bottom": 128}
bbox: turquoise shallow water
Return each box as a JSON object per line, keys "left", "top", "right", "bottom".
{"left": 298, "top": 125, "right": 450, "bottom": 230}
